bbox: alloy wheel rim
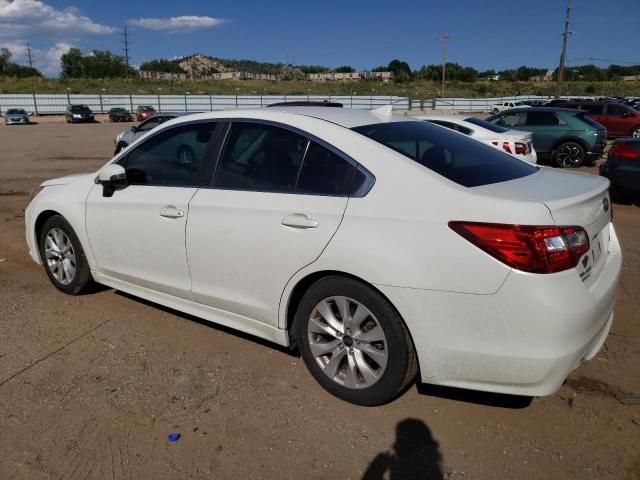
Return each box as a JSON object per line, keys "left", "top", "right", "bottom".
{"left": 633, "top": 129, "right": 640, "bottom": 138}
{"left": 307, "top": 296, "right": 388, "bottom": 389}
{"left": 557, "top": 144, "right": 583, "bottom": 167}
{"left": 44, "top": 228, "right": 76, "bottom": 285}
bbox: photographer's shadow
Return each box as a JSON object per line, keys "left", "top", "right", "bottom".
{"left": 362, "top": 418, "right": 443, "bottom": 480}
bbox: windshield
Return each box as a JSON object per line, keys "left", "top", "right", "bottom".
{"left": 464, "top": 117, "right": 510, "bottom": 133}
{"left": 139, "top": 106, "right": 154, "bottom": 111}
{"left": 352, "top": 121, "right": 537, "bottom": 188}
{"left": 70, "top": 105, "right": 90, "bottom": 112}
{"left": 7, "top": 109, "right": 25, "bottom": 115}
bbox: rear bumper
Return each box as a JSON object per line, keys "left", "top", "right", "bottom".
{"left": 377, "top": 224, "right": 622, "bottom": 396}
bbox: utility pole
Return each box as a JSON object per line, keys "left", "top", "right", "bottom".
{"left": 438, "top": 34, "right": 449, "bottom": 98}
{"left": 26, "top": 42, "right": 33, "bottom": 68}
{"left": 554, "top": 0, "right": 572, "bottom": 99}
{"left": 121, "top": 26, "right": 130, "bottom": 78}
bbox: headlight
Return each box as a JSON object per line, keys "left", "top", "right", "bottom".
{"left": 73, "top": 114, "right": 81, "bottom": 118}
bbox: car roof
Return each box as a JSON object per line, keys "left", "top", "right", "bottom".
{"left": 256, "top": 106, "right": 409, "bottom": 128}
{"left": 499, "top": 106, "right": 584, "bottom": 114}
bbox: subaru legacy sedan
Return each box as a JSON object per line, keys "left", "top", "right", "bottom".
{"left": 25, "top": 107, "right": 621, "bottom": 405}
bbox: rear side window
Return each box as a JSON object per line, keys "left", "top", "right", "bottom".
{"left": 214, "top": 123, "right": 307, "bottom": 192}
{"left": 493, "top": 112, "right": 523, "bottom": 127}
{"left": 524, "top": 111, "right": 560, "bottom": 126}
{"left": 576, "top": 113, "right": 603, "bottom": 129}
{"left": 297, "top": 142, "right": 356, "bottom": 195}
{"left": 464, "top": 117, "right": 509, "bottom": 133}
{"left": 353, "top": 121, "right": 537, "bottom": 187}
{"left": 606, "top": 104, "right": 627, "bottom": 116}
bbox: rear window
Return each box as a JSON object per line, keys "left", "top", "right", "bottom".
{"left": 352, "top": 121, "right": 537, "bottom": 188}
{"left": 464, "top": 117, "right": 509, "bottom": 133}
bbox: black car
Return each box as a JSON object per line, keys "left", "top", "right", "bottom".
{"left": 108, "top": 107, "right": 133, "bottom": 122}
{"left": 600, "top": 137, "right": 640, "bottom": 197}
{"left": 65, "top": 104, "right": 94, "bottom": 123}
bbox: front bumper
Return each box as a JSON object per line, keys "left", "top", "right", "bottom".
{"left": 5, "top": 117, "right": 28, "bottom": 124}
{"left": 377, "top": 223, "right": 622, "bottom": 396}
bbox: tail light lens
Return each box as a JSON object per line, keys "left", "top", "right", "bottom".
{"left": 610, "top": 142, "right": 640, "bottom": 160}
{"left": 449, "top": 222, "right": 590, "bottom": 273}
{"left": 514, "top": 142, "right": 527, "bottom": 155}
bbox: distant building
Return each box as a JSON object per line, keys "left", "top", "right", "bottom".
{"left": 622, "top": 75, "right": 640, "bottom": 82}
{"left": 138, "top": 70, "right": 188, "bottom": 80}
{"left": 308, "top": 71, "right": 393, "bottom": 82}
{"left": 239, "top": 72, "right": 278, "bottom": 81}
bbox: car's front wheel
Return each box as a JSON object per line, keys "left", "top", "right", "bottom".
{"left": 295, "top": 276, "right": 417, "bottom": 406}
{"left": 39, "top": 215, "right": 93, "bottom": 295}
{"left": 553, "top": 141, "right": 585, "bottom": 168}
{"left": 631, "top": 126, "right": 640, "bottom": 138}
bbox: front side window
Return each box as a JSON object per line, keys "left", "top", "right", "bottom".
{"left": 524, "top": 111, "right": 561, "bottom": 126}
{"left": 120, "top": 122, "right": 217, "bottom": 187}
{"left": 352, "top": 121, "right": 537, "bottom": 188}
{"left": 580, "top": 104, "right": 604, "bottom": 115}
{"left": 214, "top": 123, "right": 307, "bottom": 192}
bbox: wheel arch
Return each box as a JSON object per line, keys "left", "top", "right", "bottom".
{"left": 283, "top": 270, "right": 418, "bottom": 358}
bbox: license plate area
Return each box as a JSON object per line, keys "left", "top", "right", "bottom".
{"left": 578, "top": 226, "right": 608, "bottom": 284}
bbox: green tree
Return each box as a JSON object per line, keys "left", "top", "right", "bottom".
{"left": 388, "top": 59, "right": 412, "bottom": 82}
{"left": 0, "top": 47, "right": 11, "bottom": 73}
{"left": 335, "top": 65, "right": 355, "bottom": 73}
{"left": 60, "top": 48, "right": 134, "bottom": 79}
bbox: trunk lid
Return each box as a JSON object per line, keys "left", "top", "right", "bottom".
{"left": 474, "top": 168, "right": 612, "bottom": 285}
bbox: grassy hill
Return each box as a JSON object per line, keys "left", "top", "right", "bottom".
{"left": 0, "top": 76, "right": 638, "bottom": 98}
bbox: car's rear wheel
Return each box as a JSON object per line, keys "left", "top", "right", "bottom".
{"left": 631, "top": 126, "right": 640, "bottom": 138}
{"left": 294, "top": 276, "right": 417, "bottom": 406}
{"left": 553, "top": 141, "right": 585, "bottom": 168}
{"left": 39, "top": 215, "right": 92, "bottom": 295}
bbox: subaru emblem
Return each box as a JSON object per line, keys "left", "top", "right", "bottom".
{"left": 602, "top": 197, "right": 610, "bottom": 213}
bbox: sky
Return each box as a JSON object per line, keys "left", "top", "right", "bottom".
{"left": 0, "top": 0, "right": 638, "bottom": 77}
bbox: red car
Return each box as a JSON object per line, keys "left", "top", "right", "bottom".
{"left": 556, "top": 101, "right": 640, "bottom": 138}
{"left": 135, "top": 105, "right": 156, "bottom": 122}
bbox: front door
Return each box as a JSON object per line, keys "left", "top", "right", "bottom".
{"left": 85, "top": 121, "right": 219, "bottom": 298}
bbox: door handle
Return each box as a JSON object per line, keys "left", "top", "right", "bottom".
{"left": 159, "top": 205, "right": 185, "bottom": 219}
{"left": 281, "top": 213, "right": 319, "bottom": 229}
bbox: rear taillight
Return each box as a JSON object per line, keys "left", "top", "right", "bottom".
{"left": 514, "top": 142, "right": 527, "bottom": 155}
{"left": 449, "top": 222, "right": 590, "bottom": 274}
{"left": 610, "top": 142, "right": 640, "bottom": 160}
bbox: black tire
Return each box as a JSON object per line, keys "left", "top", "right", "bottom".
{"left": 38, "top": 215, "right": 93, "bottom": 295}
{"left": 294, "top": 276, "right": 417, "bottom": 406}
{"left": 631, "top": 126, "right": 640, "bottom": 138}
{"left": 553, "top": 141, "right": 585, "bottom": 168}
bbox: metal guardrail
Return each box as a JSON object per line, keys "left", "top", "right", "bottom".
{"left": 0, "top": 93, "right": 582, "bottom": 115}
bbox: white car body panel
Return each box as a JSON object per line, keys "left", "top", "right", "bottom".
{"left": 25, "top": 107, "right": 621, "bottom": 397}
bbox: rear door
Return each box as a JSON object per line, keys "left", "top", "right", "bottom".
{"left": 186, "top": 120, "right": 363, "bottom": 327}
{"left": 604, "top": 104, "right": 632, "bottom": 136}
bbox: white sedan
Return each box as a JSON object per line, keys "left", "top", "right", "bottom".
{"left": 416, "top": 114, "right": 537, "bottom": 163}
{"left": 25, "top": 107, "right": 621, "bottom": 405}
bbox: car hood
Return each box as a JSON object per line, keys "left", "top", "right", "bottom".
{"left": 41, "top": 173, "right": 93, "bottom": 187}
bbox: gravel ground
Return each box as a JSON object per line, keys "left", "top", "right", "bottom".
{"left": 0, "top": 120, "right": 639, "bottom": 480}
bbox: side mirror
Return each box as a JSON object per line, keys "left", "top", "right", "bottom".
{"left": 98, "top": 164, "right": 127, "bottom": 197}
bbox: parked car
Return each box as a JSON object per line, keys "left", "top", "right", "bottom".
{"left": 415, "top": 114, "right": 537, "bottom": 163}
{"left": 521, "top": 100, "right": 547, "bottom": 107}
{"left": 600, "top": 137, "right": 640, "bottom": 197}
{"left": 108, "top": 107, "right": 133, "bottom": 123}
{"left": 136, "top": 105, "right": 156, "bottom": 121}
{"left": 489, "top": 101, "right": 530, "bottom": 113}
{"left": 552, "top": 101, "right": 640, "bottom": 138}
{"left": 113, "top": 113, "right": 189, "bottom": 154}
{"left": 25, "top": 107, "right": 621, "bottom": 406}
{"left": 486, "top": 107, "right": 607, "bottom": 167}
{"left": 65, "top": 104, "right": 94, "bottom": 123}
{"left": 4, "top": 108, "right": 29, "bottom": 125}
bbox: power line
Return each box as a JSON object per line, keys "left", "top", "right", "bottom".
{"left": 554, "top": 0, "right": 572, "bottom": 99}
{"left": 437, "top": 34, "right": 450, "bottom": 98}
{"left": 121, "top": 26, "right": 130, "bottom": 78}
{"left": 26, "top": 42, "right": 33, "bottom": 68}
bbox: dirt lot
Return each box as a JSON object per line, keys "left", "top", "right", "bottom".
{"left": 0, "top": 120, "right": 639, "bottom": 480}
